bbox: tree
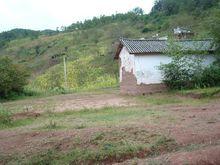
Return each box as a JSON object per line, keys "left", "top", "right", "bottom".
{"left": 132, "top": 7, "right": 144, "bottom": 15}
{"left": 0, "top": 57, "right": 29, "bottom": 98}
{"left": 207, "top": 9, "right": 220, "bottom": 51}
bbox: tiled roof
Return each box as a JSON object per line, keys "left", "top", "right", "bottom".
{"left": 119, "top": 38, "right": 215, "bottom": 54}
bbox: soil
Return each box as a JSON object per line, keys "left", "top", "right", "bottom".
{"left": 116, "top": 145, "right": 220, "bottom": 165}
{"left": 3, "top": 92, "right": 137, "bottom": 113}
{"left": 12, "top": 112, "right": 41, "bottom": 120}
{"left": 1, "top": 92, "right": 220, "bottom": 164}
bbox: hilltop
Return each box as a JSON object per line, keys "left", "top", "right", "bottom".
{"left": 0, "top": 0, "right": 219, "bottom": 92}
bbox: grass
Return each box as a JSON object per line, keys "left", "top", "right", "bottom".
{"left": 137, "top": 93, "right": 183, "bottom": 106}
{"left": 48, "top": 107, "right": 167, "bottom": 128}
{"left": 5, "top": 131, "right": 176, "bottom": 165}
{"left": 1, "top": 89, "right": 219, "bottom": 164}
{"left": 136, "top": 89, "right": 219, "bottom": 107}
{"left": 10, "top": 106, "right": 166, "bottom": 131}
{"left": 0, "top": 105, "right": 34, "bottom": 129}
{"left": 178, "top": 87, "right": 220, "bottom": 98}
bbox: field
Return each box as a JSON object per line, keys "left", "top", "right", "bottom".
{"left": 0, "top": 89, "right": 220, "bottom": 164}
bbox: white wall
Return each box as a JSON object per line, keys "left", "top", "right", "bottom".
{"left": 119, "top": 47, "right": 135, "bottom": 82}
{"left": 119, "top": 46, "right": 216, "bottom": 85}
{"left": 134, "top": 55, "right": 172, "bottom": 84}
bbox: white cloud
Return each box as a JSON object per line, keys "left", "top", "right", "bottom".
{"left": 0, "top": 0, "right": 155, "bottom": 32}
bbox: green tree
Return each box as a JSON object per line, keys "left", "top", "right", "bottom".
{"left": 0, "top": 57, "right": 29, "bottom": 98}
{"left": 207, "top": 9, "right": 220, "bottom": 51}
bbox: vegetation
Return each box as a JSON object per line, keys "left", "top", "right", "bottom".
{"left": 0, "top": 105, "right": 12, "bottom": 127}
{"left": 0, "top": 57, "right": 30, "bottom": 98}
{"left": 0, "top": 28, "right": 58, "bottom": 48}
{"left": 159, "top": 42, "right": 220, "bottom": 90}
{"left": 1, "top": 87, "right": 219, "bottom": 164}
{"left": 0, "top": 0, "right": 219, "bottom": 94}
{"left": 151, "top": 0, "right": 219, "bottom": 16}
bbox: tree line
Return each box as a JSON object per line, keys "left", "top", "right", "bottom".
{"left": 151, "top": 0, "right": 219, "bottom": 16}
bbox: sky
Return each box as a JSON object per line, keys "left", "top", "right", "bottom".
{"left": 0, "top": 0, "right": 155, "bottom": 32}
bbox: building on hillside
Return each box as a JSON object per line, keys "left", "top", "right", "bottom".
{"left": 114, "top": 38, "right": 216, "bottom": 95}
{"left": 173, "top": 27, "right": 194, "bottom": 39}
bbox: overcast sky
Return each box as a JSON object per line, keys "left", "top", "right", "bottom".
{"left": 0, "top": 0, "right": 155, "bottom": 32}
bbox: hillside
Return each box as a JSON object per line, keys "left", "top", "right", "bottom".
{"left": 0, "top": 0, "right": 219, "bottom": 92}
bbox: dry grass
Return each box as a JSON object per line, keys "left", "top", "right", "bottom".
{"left": 1, "top": 89, "right": 220, "bottom": 164}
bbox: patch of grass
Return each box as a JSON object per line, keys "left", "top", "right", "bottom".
{"left": 51, "top": 107, "right": 166, "bottom": 128}
{"left": 0, "top": 105, "right": 12, "bottom": 127}
{"left": 41, "top": 120, "right": 64, "bottom": 130}
{"left": 25, "top": 149, "right": 58, "bottom": 165}
{"left": 136, "top": 94, "right": 183, "bottom": 106}
{"left": 149, "top": 136, "right": 177, "bottom": 155}
{"left": 0, "top": 105, "right": 34, "bottom": 129}
{"left": 178, "top": 87, "right": 220, "bottom": 98}
{"left": 74, "top": 124, "right": 86, "bottom": 129}
{"left": 5, "top": 128, "right": 177, "bottom": 164}
{"left": 90, "top": 132, "right": 105, "bottom": 144}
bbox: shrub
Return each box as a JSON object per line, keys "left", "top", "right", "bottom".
{"left": 201, "top": 59, "right": 220, "bottom": 87}
{"left": 159, "top": 55, "right": 205, "bottom": 89}
{"left": 0, "top": 56, "right": 29, "bottom": 98}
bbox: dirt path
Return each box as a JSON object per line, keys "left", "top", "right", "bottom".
{"left": 3, "top": 92, "right": 137, "bottom": 113}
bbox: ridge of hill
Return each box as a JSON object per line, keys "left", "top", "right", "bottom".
{"left": 0, "top": 0, "right": 219, "bottom": 92}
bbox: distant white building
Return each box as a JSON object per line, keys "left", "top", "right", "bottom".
{"left": 114, "top": 38, "right": 216, "bottom": 95}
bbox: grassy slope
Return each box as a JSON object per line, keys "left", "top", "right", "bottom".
{"left": 0, "top": 5, "right": 218, "bottom": 92}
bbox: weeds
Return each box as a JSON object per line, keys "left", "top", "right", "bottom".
{"left": 74, "top": 124, "right": 86, "bottom": 129}
{"left": 90, "top": 132, "right": 105, "bottom": 144}
{"left": 149, "top": 136, "right": 177, "bottom": 156}
{"left": 44, "top": 120, "right": 58, "bottom": 129}
{"left": 0, "top": 105, "right": 12, "bottom": 128}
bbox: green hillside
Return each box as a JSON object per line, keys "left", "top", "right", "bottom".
{"left": 0, "top": 0, "right": 219, "bottom": 93}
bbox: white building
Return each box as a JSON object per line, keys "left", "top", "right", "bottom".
{"left": 114, "top": 38, "right": 216, "bottom": 95}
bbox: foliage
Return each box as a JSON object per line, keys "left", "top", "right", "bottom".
{"left": 66, "top": 7, "right": 147, "bottom": 31}
{"left": 159, "top": 41, "right": 209, "bottom": 89}
{"left": 159, "top": 56, "right": 205, "bottom": 89}
{"left": 0, "top": 2, "right": 219, "bottom": 93}
{"left": 0, "top": 57, "right": 30, "bottom": 98}
{"left": 200, "top": 59, "right": 220, "bottom": 87}
{"left": 206, "top": 9, "right": 220, "bottom": 51}
{"left": 0, "top": 28, "right": 58, "bottom": 48}
{"left": 151, "top": 0, "right": 219, "bottom": 16}
{"left": 159, "top": 41, "right": 220, "bottom": 90}
{"left": 30, "top": 56, "right": 118, "bottom": 91}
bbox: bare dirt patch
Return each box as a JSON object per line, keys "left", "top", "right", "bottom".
{"left": 12, "top": 112, "right": 41, "bottom": 120}
{"left": 3, "top": 92, "right": 137, "bottom": 113}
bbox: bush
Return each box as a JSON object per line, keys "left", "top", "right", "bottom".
{"left": 160, "top": 55, "right": 220, "bottom": 90}
{"left": 201, "top": 59, "right": 220, "bottom": 87}
{"left": 0, "top": 56, "right": 29, "bottom": 98}
{"left": 159, "top": 55, "right": 205, "bottom": 90}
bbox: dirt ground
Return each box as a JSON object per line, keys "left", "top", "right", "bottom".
{"left": 0, "top": 91, "right": 220, "bottom": 164}
{"left": 3, "top": 91, "right": 137, "bottom": 113}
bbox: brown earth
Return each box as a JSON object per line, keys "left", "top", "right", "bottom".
{"left": 3, "top": 92, "right": 137, "bottom": 113}
{"left": 0, "top": 92, "right": 220, "bottom": 164}
{"left": 116, "top": 145, "right": 220, "bottom": 165}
